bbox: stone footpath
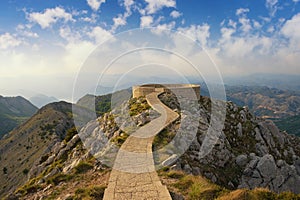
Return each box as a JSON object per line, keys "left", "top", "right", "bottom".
{"left": 103, "top": 92, "right": 179, "bottom": 200}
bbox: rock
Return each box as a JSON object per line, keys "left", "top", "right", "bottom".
{"left": 256, "top": 154, "right": 276, "bottom": 179}
{"left": 44, "top": 167, "right": 61, "bottom": 179}
{"left": 236, "top": 154, "right": 248, "bottom": 167}
{"left": 192, "top": 167, "right": 201, "bottom": 175}
{"left": 183, "top": 164, "right": 192, "bottom": 174}
{"left": 170, "top": 192, "right": 184, "bottom": 200}
{"left": 161, "top": 154, "right": 178, "bottom": 167}
{"left": 239, "top": 110, "right": 246, "bottom": 122}
{"left": 237, "top": 123, "right": 243, "bottom": 137}
{"left": 277, "top": 160, "right": 285, "bottom": 168}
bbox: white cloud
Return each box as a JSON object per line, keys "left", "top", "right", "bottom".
{"left": 228, "top": 19, "right": 237, "bottom": 29}
{"left": 267, "top": 25, "right": 275, "bottom": 33}
{"left": 28, "top": 7, "right": 74, "bottom": 29}
{"left": 281, "top": 13, "right": 300, "bottom": 40}
{"left": 170, "top": 10, "right": 182, "bottom": 18}
{"left": 87, "top": 0, "right": 106, "bottom": 11}
{"left": 265, "top": 0, "right": 278, "bottom": 17}
{"left": 293, "top": 0, "right": 300, "bottom": 3}
{"left": 81, "top": 13, "right": 97, "bottom": 23}
{"left": 59, "top": 26, "right": 82, "bottom": 42}
{"left": 235, "top": 8, "right": 252, "bottom": 34}
{"left": 123, "top": 0, "right": 134, "bottom": 13}
{"left": 111, "top": 14, "right": 127, "bottom": 32}
{"left": 239, "top": 17, "right": 252, "bottom": 33}
{"left": 178, "top": 24, "right": 210, "bottom": 47}
{"left": 140, "top": 16, "right": 153, "bottom": 28}
{"left": 253, "top": 20, "right": 262, "bottom": 29}
{"left": 236, "top": 8, "right": 249, "bottom": 16}
{"left": 87, "top": 26, "right": 113, "bottom": 44}
{"left": 151, "top": 21, "right": 176, "bottom": 35}
{"left": 144, "top": 0, "right": 176, "bottom": 14}
{"left": 111, "top": 0, "right": 135, "bottom": 32}
{"left": 16, "top": 24, "right": 39, "bottom": 38}
{"left": 220, "top": 27, "right": 235, "bottom": 40}
{"left": 281, "top": 13, "right": 300, "bottom": 51}
{"left": 0, "top": 33, "right": 22, "bottom": 49}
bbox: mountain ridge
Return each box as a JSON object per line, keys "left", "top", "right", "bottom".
{"left": 0, "top": 95, "right": 38, "bottom": 138}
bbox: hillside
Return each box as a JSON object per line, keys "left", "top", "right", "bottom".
{"left": 1, "top": 92, "right": 300, "bottom": 199}
{"left": 0, "top": 96, "right": 38, "bottom": 138}
{"left": 158, "top": 92, "right": 300, "bottom": 194}
{"left": 0, "top": 101, "right": 93, "bottom": 198}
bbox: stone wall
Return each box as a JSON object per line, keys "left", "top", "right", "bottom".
{"left": 132, "top": 84, "right": 200, "bottom": 100}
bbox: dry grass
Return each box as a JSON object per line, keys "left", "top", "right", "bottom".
{"left": 159, "top": 169, "right": 300, "bottom": 200}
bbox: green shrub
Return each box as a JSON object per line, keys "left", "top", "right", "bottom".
{"left": 74, "top": 161, "right": 93, "bottom": 174}
{"left": 111, "top": 133, "right": 129, "bottom": 147}
{"left": 74, "top": 185, "right": 106, "bottom": 200}
{"left": 65, "top": 127, "right": 78, "bottom": 143}
{"left": 46, "top": 173, "right": 73, "bottom": 185}
{"left": 22, "top": 168, "right": 29, "bottom": 175}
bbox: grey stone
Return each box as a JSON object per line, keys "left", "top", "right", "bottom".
{"left": 256, "top": 154, "right": 276, "bottom": 179}
{"left": 237, "top": 123, "right": 243, "bottom": 137}
{"left": 236, "top": 154, "right": 248, "bottom": 167}
{"left": 162, "top": 154, "right": 178, "bottom": 167}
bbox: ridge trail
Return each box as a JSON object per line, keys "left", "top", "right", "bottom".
{"left": 103, "top": 92, "right": 179, "bottom": 200}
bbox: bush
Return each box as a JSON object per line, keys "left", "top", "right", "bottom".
{"left": 65, "top": 127, "right": 78, "bottom": 143}
{"left": 74, "top": 185, "right": 106, "bottom": 200}
{"left": 46, "top": 173, "right": 73, "bottom": 185}
{"left": 74, "top": 161, "right": 93, "bottom": 174}
{"left": 22, "top": 168, "right": 29, "bottom": 175}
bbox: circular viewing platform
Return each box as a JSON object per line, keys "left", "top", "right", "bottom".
{"left": 132, "top": 84, "right": 200, "bottom": 100}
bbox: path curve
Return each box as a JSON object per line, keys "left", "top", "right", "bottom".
{"left": 103, "top": 92, "right": 179, "bottom": 200}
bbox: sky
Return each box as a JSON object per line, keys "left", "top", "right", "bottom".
{"left": 0, "top": 0, "right": 300, "bottom": 101}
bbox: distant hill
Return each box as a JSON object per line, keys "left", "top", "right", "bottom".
{"left": 0, "top": 101, "right": 93, "bottom": 197}
{"left": 0, "top": 96, "right": 38, "bottom": 138}
{"left": 224, "top": 73, "right": 300, "bottom": 92}
{"left": 29, "top": 94, "right": 58, "bottom": 108}
{"left": 77, "top": 89, "right": 132, "bottom": 117}
{"left": 273, "top": 115, "right": 300, "bottom": 137}
{"left": 200, "top": 84, "right": 300, "bottom": 136}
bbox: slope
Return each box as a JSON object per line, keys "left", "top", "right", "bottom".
{"left": 0, "top": 95, "right": 38, "bottom": 138}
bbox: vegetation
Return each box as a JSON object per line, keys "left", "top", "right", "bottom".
{"left": 72, "top": 185, "right": 106, "bottom": 200}
{"left": 128, "top": 96, "right": 151, "bottom": 116}
{"left": 0, "top": 96, "right": 37, "bottom": 138}
{"left": 159, "top": 169, "right": 300, "bottom": 200}
{"left": 111, "top": 133, "right": 129, "bottom": 147}
{"left": 273, "top": 115, "right": 300, "bottom": 137}
{"left": 74, "top": 161, "right": 94, "bottom": 174}
{"left": 64, "top": 127, "right": 78, "bottom": 143}
{"left": 46, "top": 173, "right": 74, "bottom": 185}
{"left": 153, "top": 127, "right": 177, "bottom": 151}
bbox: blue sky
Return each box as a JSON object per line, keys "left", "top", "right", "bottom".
{"left": 0, "top": 0, "right": 300, "bottom": 100}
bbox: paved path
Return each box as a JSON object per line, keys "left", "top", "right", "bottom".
{"left": 103, "top": 92, "right": 179, "bottom": 200}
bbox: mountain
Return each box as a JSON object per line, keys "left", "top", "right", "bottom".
{"left": 1, "top": 92, "right": 299, "bottom": 199}
{"left": 0, "top": 96, "right": 38, "bottom": 138}
{"left": 29, "top": 94, "right": 58, "bottom": 108}
{"left": 77, "top": 88, "right": 132, "bottom": 117}
{"left": 224, "top": 73, "right": 300, "bottom": 92}
{"left": 225, "top": 86, "right": 300, "bottom": 118}
{"left": 0, "top": 101, "right": 93, "bottom": 198}
{"left": 200, "top": 84, "right": 300, "bottom": 136}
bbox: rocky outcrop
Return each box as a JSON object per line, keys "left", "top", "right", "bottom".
{"left": 159, "top": 94, "right": 300, "bottom": 194}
